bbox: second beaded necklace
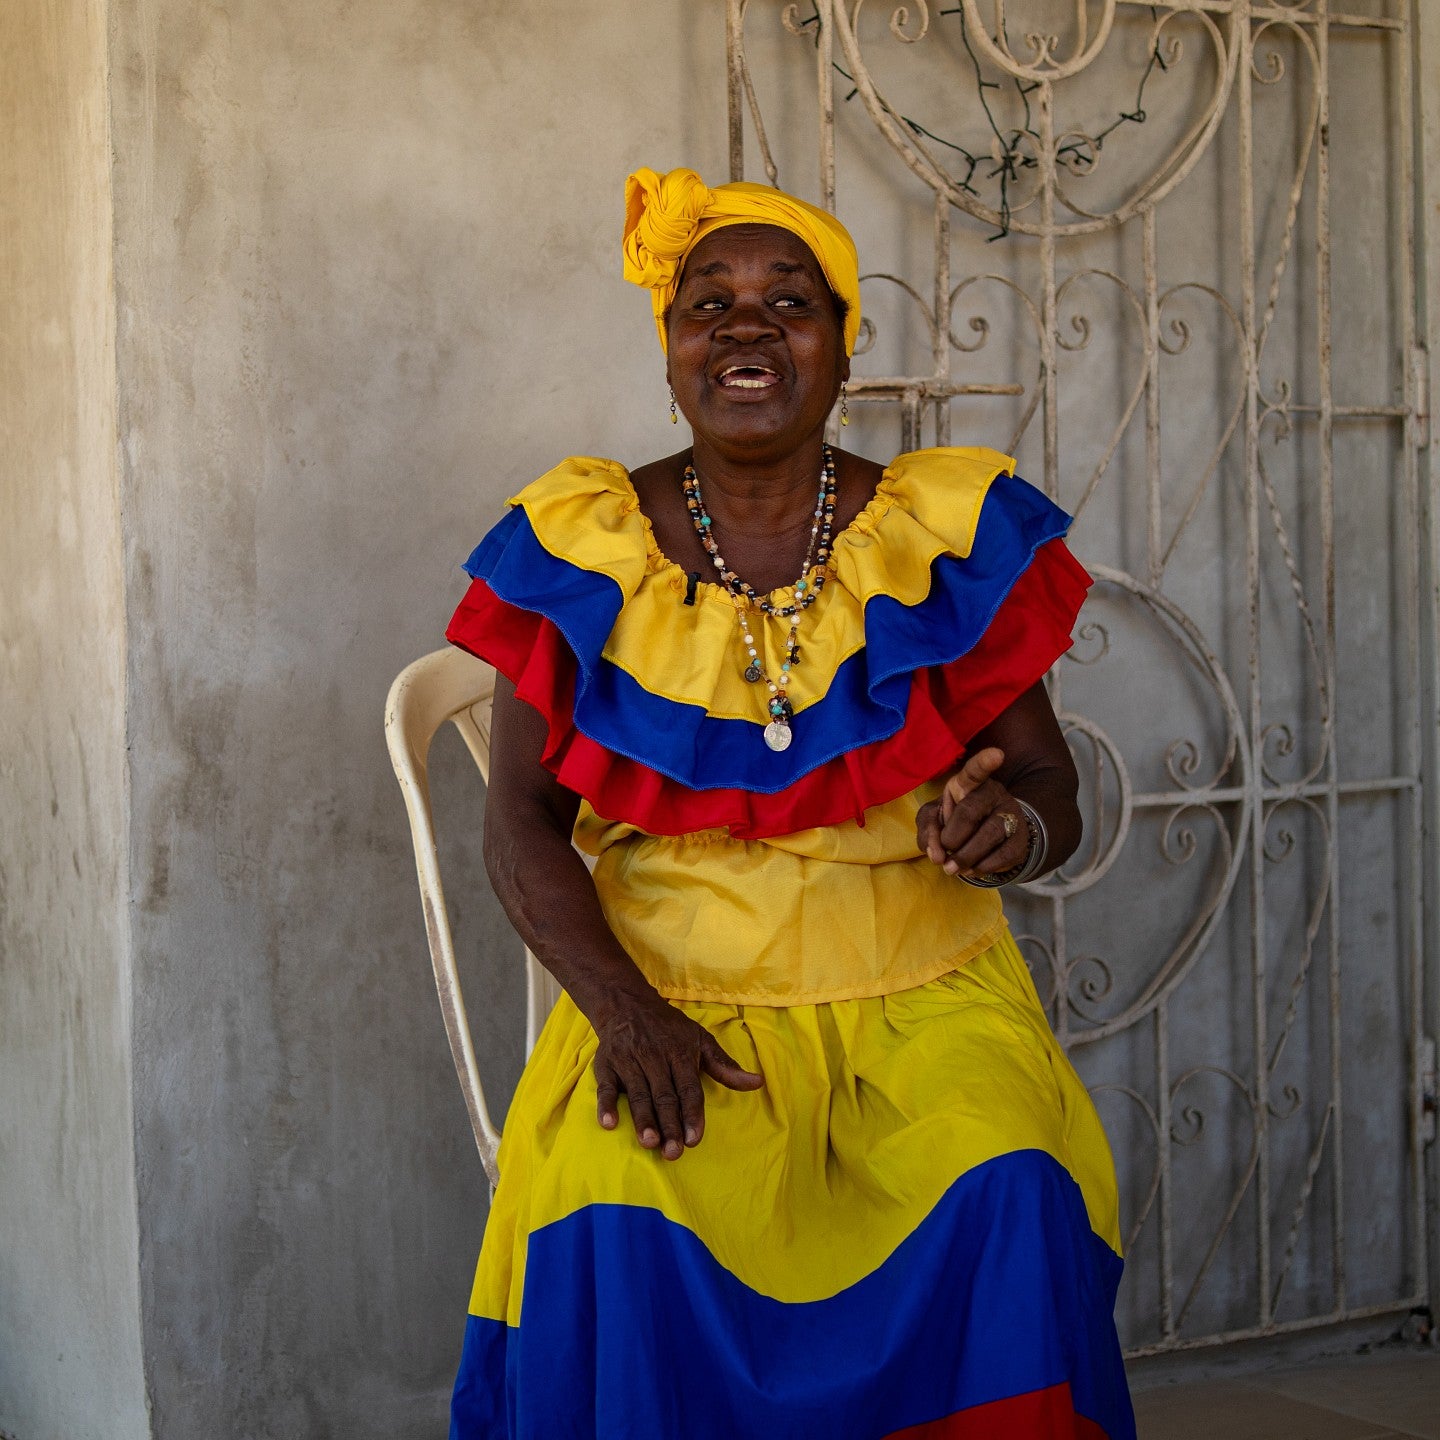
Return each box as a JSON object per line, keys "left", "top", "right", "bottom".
{"left": 681, "top": 445, "right": 838, "bottom": 754}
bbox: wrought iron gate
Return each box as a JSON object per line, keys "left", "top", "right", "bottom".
{"left": 724, "top": 0, "right": 1433, "bottom": 1354}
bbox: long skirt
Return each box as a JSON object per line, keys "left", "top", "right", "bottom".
{"left": 449, "top": 932, "right": 1135, "bottom": 1440}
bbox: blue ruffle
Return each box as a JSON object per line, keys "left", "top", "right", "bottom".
{"left": 461, "top": 474, "right": 1072, "bottom": 793}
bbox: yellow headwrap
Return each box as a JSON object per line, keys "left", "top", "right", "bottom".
{"left": 622, "top": 167, "right": 862, "bottom": 356}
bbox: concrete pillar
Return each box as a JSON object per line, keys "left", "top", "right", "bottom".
{"left": 0, "top": 1, "right": 149, "bottom": 1436}
{"left": 1412, "top": 0, "right": 1440, "bottom": 1318}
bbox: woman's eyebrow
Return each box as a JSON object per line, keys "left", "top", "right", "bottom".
{"left": 687, "top": 259, "right": 814, "bottom": 280}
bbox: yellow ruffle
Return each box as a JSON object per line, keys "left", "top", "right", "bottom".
{"left": 511, "top": 446, "right": 1016, "bottom": 722}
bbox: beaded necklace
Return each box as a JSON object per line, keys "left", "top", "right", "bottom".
{"left": 682, "top": 445, "right": 837, "bottom": 753}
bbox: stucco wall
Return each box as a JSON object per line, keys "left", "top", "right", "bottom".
{"left": 105, "top": 1, "right": 729, "bottom": 1432}
{"left": 0, "top": 2, "right": 149, "bottom": 1438}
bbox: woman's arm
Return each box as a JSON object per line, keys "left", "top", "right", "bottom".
{"left": 915, "top": 681, "right": 1080, "bottom": 882}
{"left": 484, "top": 674, "right": 762, "bottom": 1159}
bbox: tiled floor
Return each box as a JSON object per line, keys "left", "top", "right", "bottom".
{"left": 1133, "top": 1346, "right": 1440, "bottom": 1439}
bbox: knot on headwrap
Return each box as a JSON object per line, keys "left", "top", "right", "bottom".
{"left": 623, "top": 168, "right": 712, "bottom": 290}
{"left": 622, "top": 166, "right": 862, "bottom": 356}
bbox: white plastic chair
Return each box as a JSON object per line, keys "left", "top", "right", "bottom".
{"left": 384, "top": 646, "right": 561, "bottom": 1185}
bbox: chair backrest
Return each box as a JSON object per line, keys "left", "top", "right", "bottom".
{"left": 384, "top": 646, "right": 561, "bottom": 1185}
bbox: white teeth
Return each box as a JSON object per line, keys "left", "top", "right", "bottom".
{"left": 719, "top": 366, "right": 779, "bottom": 389}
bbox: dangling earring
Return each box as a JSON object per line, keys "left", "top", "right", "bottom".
{"left": 669, "top": 386, "right": 679, "bottom": 425}
{"left": 839, "top": 381, "right": 849, "bottom": 427}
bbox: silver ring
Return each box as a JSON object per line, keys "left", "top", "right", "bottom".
{"left": 961, "top": 800, "right": 1049, "bottom": 889}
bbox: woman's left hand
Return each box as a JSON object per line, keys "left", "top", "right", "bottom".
{"left": 917, "top": 747, "right": 1031, "bottom": 881}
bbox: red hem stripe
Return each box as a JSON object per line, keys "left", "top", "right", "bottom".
{"left": 883, "top": 1382, "right": 1111, "bottom": 1440}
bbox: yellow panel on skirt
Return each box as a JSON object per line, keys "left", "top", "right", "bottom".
{"left": 468, "top": 931, "right": 1123, "bottom": 1326}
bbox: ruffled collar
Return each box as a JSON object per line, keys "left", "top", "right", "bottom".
{"left": 509, "top": 446, "right": 1018, "bottom": 610}
{"left": 455, "top": 448, "right": 1082, "bottom": 811}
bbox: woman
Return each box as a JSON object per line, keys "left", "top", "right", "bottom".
{"left": 444, "top": 167, "right": 1135, "bottom": 1440}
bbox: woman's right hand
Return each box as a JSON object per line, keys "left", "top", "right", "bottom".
{"left": 592, "top": 994, "right": 764, "bottom": 1161}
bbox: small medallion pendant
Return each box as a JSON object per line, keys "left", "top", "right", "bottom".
{"left": 744, "top": 664, "right": 763, "bottom": 683}
{"left": 763, "top": 721, "right": 794, "bottom": 753}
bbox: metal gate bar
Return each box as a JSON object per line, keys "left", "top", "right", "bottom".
{"left": 725, "top": 0, "right": 1430, "bottom": 1355}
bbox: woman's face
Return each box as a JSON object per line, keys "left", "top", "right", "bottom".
{"left": 666, "top": 224, "right": 849, "bottom": 461}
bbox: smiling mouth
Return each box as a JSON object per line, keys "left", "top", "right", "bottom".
{"left": 718, "top": 365, "right": 781, "bottom": 390}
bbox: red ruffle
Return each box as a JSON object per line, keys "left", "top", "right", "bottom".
{"left": 446, "top": 540, "right": 1091, "bottom": 840}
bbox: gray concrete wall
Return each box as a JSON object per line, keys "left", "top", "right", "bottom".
{"left": 0, "top": 2, "right": 149, "bottom": 1438}
{"left": 105, "top": 1, "right": 728, "bottom": 1433}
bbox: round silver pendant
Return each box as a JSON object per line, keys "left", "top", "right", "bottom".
{"left": 763, "top": 721, "right": 793, "bottom": 753}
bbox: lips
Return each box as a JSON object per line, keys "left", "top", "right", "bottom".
{"left": 717, "top": 363, "right": 781, "bottom": 391}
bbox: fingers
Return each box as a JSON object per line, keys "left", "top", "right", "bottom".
{"left": 937, "top": 776, "right": 1005, "bottom": 858}
{"left": 617, "top": 1063, "right": 662, "bottom": 1153}
{"left": 609, "top": 1050, "right": 687, "bottom": 1160}
{"left": 700, "top": 1034, "right": 765, "bottom": 1092}
{"left": 595, "top": 1060, "right": 620, "bottom": 1131}
{"left": 646, "top": 1056, "right": 688, "bottom": 1161}
{"left": 940, "top": 747, "right": 1005, "bottom": 822}
{"left": 592, "top": 1047, "right": 714, "bottom": 1161}
{"left": 943, "top": 806, "right": 1030, "bottom": 877}
{"left": 928, "top": 749, "right": 1033, "bottom": 878}
{"left": 592, "top": 1010, "right": 763, "bottom": 1161}
{"left": 675, "top": 1067, "right": 707, "bottom": 1150}
{"left": 916, "top": 800, "right": 947, "bottom": 865}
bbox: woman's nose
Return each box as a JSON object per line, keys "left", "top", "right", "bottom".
{"left": 717, "top": 300, "right": 780, "bottom": 340}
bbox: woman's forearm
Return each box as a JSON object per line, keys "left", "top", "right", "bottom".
{"left": 478, "top": 676, "right": 761, "bottom": 1160}
{"left": 1001, "top": 761, "right": 1081, "bottom": 876}
{"left": 483, "top": 808, "right": 659, "bottom": 1028}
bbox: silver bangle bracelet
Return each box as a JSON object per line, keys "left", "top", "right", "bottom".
{"left": 1009, "top": 798, "right": 1049, "bottom": 883}
{"left": 959, "top": 797, "right": 1049, "bottom": 889}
